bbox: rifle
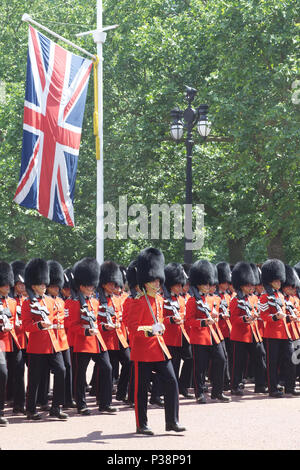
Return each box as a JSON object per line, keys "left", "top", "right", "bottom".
{"left": 0, "top": 300, "right": 13, "bottom": 330}
{"left": 27, "top": 288, "right": 51, "bottom": 326}
{"left": 190, "top": 286, "right": 223, "bottom": 344}
{"left": 285, "top": 299, "right": 298, "bottom": 321}
{"left": 284, "top": 298, "right": 300, "bottom": 340}
{"left": 218, "top": 296, "right": 232, "bottom": 332}
{"left": 237, "top": 291, "right": 262, "bottom": 342}
{"left": 98, "top": 287, "right": 116, "bottom": 328}
{"left": 15, "top": 304, "right": 22, "bottom": 328}
{"left": 266, "top": 292, "right": 287, "bottom": 319}
{"left": 78, "top": 291, "right": 98, "bottom": 331}
{"left": 162, "top": 285, "right": 182, "bottom": 322}
{"left": 191, "top": 286, "right": 215, "bottom": 323}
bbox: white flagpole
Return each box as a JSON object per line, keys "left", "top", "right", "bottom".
{"left": 86, "top": 1, "right": 117, "bottom": 265}
{"left": 94, "top": 0, "right": 105, "bottom": 265}
{"left": 76, "top": 2, "right": 118, "bottom": 265}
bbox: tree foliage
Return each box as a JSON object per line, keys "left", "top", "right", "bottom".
{"left": 0, "top": 0, "right": 299, "bottom": 267}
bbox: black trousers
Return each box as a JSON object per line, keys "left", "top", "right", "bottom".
{"left": 108, "top": 346, "right": 131, "bottom": 399}
{"left": 73, "top": 351, "right": 112, "bottom": 410}
{"left": 231, "top": 340, "right": 266, "bottom": 390}
{"left": 61, "top": 349, "right": 73, "bottom": 404}
{"left": 134, "top": 359, "right": 179, "bottom": 429}
{"left": 168, "top": 336, "right": 193, "bottom": 392}
{"left": 128, "top": 361, "right": 135, "bottom": 403}
{"left": 192, "top": 341, "right": 226, "bottom": 397}
{"left": 26, "top": 352, "right": 66, "bottom": 413}
{"left": 6, "top": 347, "right": 26, "bottom": 405}
{"left": 223, "top": 337, "right": 232, "bottom": 386}
{"left": 0, "top": 346, "right": 25, "bottom": 411}
{"left": 264, "top": 338, "right": 296, "bottom": 393}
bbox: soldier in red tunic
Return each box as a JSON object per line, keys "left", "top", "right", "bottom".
{"left": 186, "top": 260, "right": 229, "bottom": 404}
{"left": 259, "top": 259, "right": 299, "bottom": 397}
{"left": 127, "top": 247, "right": 186, "bottom": 435}
{"left": 22, "top": 258, "right": 68, "bottom": 420}
{"left": 162, "top": 262, "right": 192, "bottom": 398}
{"left": 68, "top": 257, "right": 116, "bottom": 415}
{"left": 215, "top": 262, "right": 232, "bottom": 389}
{"left": 47, "top": 260, "right": 75, "bottom": 409}
{"left": 97, "top": 261, "right": 130, "bottom": 403}
{"left": 279, "top": 265, "right": 300, "bottom": 395}
{"left": 229, "top": 262, "right": 267, "bottom": 396}
{"left": 0, "top": 262, "right": 23, "bottom": 426}
{"left": 8, "top": 261, "right": 27, "bottom": 414}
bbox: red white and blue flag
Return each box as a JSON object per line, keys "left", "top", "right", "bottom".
{"left": 14, "top": 26, "right": 93, "bottom": 226}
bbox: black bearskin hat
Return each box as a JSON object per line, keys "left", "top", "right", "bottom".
{"left": 47, "top": 260, "right": 64, "bottom": 289}
{"left": 0, "top": 261, "right": 14, "bottom": 288}
{"left": 63, "top": 268, "right": 75, "bottom": 289}
{"left": 250, "top": 263, "right": 261, "bottom": 286}
{"left": 11, "top": 260, "right": 26, "bottom": 284}
{"left": 294, "top": 262, "right": 300, "bottom": 279}
{"left": 126, "top": 260, "right": 138, "bottom": 289}
{"left": 231, "top": 262, "right": 256, "bottom": 291}
{"left": 211, "top": 263, "right": 218, "bottom": 285}
{"left": 73, "top": 257, "right": 100, "bottom": 289}
{"left": 119, "top": 265, "right": 127, "bottom": 287}
{"left": 216, "top": 262, "right": 232, "bottom": 284}
{"left": 25, "top": 258, "right": 50, "bottom": 288}
{"left": 99, "top": 261, "right": 124, "bottom": 288}
{"left": 164, "top": 263, "right": 187, "bottom": 291}
{"left": 136, "top": 247, "right": 165, "bottom": 288}
{"left": 189, "top": 260, "right": 215, "bottom": 287}
{"left": 282, "top": 265, "right": 300, "bottom": 288}
{"left": 261, "top": 259, "right": 286, "bottom": 287}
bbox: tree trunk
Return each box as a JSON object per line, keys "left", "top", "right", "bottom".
{"left": 266, "top": 230, "right": 285, "bottom": 261}
{"left": 227, "top": 238, "right": 246, "bottom": 264}
{"left": 7, "top": 235, "right": 27, "bottom": 260}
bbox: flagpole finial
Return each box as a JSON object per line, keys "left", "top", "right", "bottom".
{"left": 22, "top": 13, "right": 31, "bottom": 22}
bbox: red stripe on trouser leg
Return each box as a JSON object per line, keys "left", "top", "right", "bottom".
{"left": 231, "top": 342, "right": 236, "bottom": 387}
{"left": 266, "top": 339, "right": 271, "bottom": 391}
{"left": 134, "top": 361, "right": 140, "bottom": 428}
{"left": 192, "top": 344, "right": 199, "bottom": 398}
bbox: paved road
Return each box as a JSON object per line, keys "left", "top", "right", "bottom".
{"left": 1, "top": 378, "right": 300, "bottom": 452}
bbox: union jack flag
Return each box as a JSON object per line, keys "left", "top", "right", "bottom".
{"left": 14, "top": 26, "right": 93, "bottom": 226}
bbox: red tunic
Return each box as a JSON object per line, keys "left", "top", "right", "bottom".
{"left": 68, "top": 297, "right": 107, "bottom": 353}
{"left": 98, "top": 294, "right": 128, "bottom": 350}
{"left": 0, "top": 296, "right": 21, "bottom": 351}
{"left": 22, "top": 295, "right": 61, "bottom": 354}
{"left": 259, "top": 291, "right": 291, "bottom": 340}
{"left": 216, "top": 291, "right": 232, "bottom": 338}
{"left": 293, "top": 295, "right": 300, "bottom": 336}
{"left": 185, "top": 294, "right": 223, "bottom": 346}
{"left": 127, "top": 294, "right": 171, "bottom": 362}
{"left": 254, "top": 293, "right": 265, "bottom": 338}
{"left": 283, "top": 294, "right": 300, "bottom": 341}
{"left": 64, "top": 297, "right": 74, "bottom": 348}
{"left": 162, "top": 294, "right": 190, "bottom": 347}
{"left": 50, "top": 296, "right": 69, "bottom": 351}
{"left": 230, "top": 295, "right": 262, "bottom": 343}
{"left": 13, "top": 294, "right": 28, "bottom": 350}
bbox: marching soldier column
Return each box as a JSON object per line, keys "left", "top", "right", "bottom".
{"left": 0, "top": 251, "right": 300, "bottom": 429}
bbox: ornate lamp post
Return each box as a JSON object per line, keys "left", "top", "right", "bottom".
{"left": 170, "top": 86, "right": 211, "bottom": 264}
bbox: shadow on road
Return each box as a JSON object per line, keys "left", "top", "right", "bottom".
{"left": 47, "top": 430, "right": 184, "bottom": 445}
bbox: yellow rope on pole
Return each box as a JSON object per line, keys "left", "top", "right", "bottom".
{"left": 93, "top": 55, "right": 100, "bottom": 160}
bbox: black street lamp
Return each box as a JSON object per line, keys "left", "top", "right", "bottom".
{"left": 170, "top": 86, "right": 211, "bottom": 264}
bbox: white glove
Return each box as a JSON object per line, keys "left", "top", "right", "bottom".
{"left": 152, "top": 322, "right": 165, "bottom": 335}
